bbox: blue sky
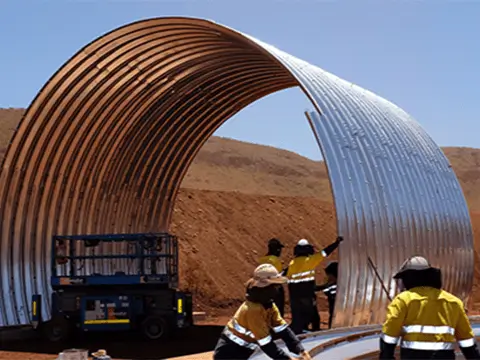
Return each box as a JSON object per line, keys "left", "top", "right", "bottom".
{"left": 1, "top": 0, "right": 479, "bottom": 161}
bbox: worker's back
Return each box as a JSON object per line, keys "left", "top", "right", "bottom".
{"left": 286, "top": 253, "right": 324, "bottom": 297}
{"left": 225, "top": 300, "right": 287, "bottom": 346}
{"left": 402, "top": 287, "right": 460, "bottom": 321}
{"left": 381, "top": 256, "right": 480, "bottom": 360}
{"left": 382, "top": 286, "right": 475, "bottom": 351}
{"left": 258, "top": 255, "right": 283, "bottom": 273}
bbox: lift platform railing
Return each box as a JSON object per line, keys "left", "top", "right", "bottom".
{"left": 51, "top": 232, "right": 179, "bottom": 288}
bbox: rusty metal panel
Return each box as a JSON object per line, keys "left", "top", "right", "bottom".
{"left": 0, "top": 17, "right": 473, "bottom": 328}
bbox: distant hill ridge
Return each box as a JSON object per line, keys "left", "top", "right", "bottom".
{"left": 1, "top": 108, "right": 479, "bottom": 210}
{"left": 2, "top": 107, "right": 480, "bottom": 311}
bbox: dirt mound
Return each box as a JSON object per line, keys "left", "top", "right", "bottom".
{"left": 443, "top": 147, "right": 480, "bottom": 211}
{"left": 183, "top": 136, "right": 331, "bottom": 199}
{"left": 2, "top": 109, "right": 478, "bottom": 208}
{"left": 1, "top": 108, "right": 480, "bottom": 313}
{"left": 172, "top": 189, "right": 336, "bottom": 314}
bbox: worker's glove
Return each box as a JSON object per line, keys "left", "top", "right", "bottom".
{"left": 335, "top": 236, "right": 344, "bottom": 243}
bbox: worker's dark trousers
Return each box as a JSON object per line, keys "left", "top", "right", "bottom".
{"left": 274, "top": 286, "right": 285, "bottom": 317}
{"left": 310, "top": 297, "right": 320, "bottom": 331}
{"left": 213, "top": 333, "right": 254, "bottom": 359}
{"left": 290, "top": 296, "right": 318, "bottom": 334}
{"left": 327, "top": 297, "right": 335, "bottom": 329}
{"left": 400, "top": 348, "right": 455, "bottom": 359}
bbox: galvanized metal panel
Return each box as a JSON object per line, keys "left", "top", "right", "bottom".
{"left": 251, "top": 323, "right": 480, "bottom": 359}
{"left": 246, "top": 37, "right": 473, "bottom": 326}
{"left": 250, "top": 325, "right": 380, "bottom": 359}
{"left": 0, "top": 17, "right": 473, "bottom": 327}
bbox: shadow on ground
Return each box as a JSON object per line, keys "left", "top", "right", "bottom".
{"left": 0, "top": 325, "right": 223, "bottom": 359}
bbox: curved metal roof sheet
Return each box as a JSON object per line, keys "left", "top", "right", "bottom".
{"left": 0, "top": 17, "right": 473, "bottom": 328}
{"left": 251, "top": 322, "right": 480, "bottom": 359}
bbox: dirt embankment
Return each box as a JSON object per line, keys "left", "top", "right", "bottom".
{"left": 172, "top": 189, "right": 336, "bottom": 314}
{"left": 1, "top": 108, "right": 480, "bottom": 313}
{"left": 170, "top": 188, "right": 480, "bottom": 314}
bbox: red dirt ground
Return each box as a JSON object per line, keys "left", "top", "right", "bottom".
{"left": 1, "top": 108, "right": 480, "bottom": 359}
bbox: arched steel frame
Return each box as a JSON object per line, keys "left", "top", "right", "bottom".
{"left": 0, "top": 17, "right": 473, "bottom": 328}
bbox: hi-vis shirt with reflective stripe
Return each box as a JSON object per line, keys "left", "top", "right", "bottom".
{"left": 322, "top": 284, "right": 337, "bottom": 299}
{"left": 381, "top": 287, "right": 476, "bottom": 351}
{"left": 323, "top": 284, "right": 337, "bottom": 295}
{"left": 225, "top": 301, "right": 288, "bottom": 349}
{"left": 286, "top": 251, "right": 326, "bottom": 283}
{"left": 258, "top": 255, "right": 283, "bottom": 273}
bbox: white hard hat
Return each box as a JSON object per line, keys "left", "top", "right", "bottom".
{"left": 297, "top": 239, "right": 309, "bottom": 246}
{"left": 394, "top": 256, "right": 432, "bottom": 279}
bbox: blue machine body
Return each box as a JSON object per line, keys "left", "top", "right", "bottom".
{"left": 80, "top": 295, "right": 133, "bottom": 332}
{"left": 32, "top": 232, "right": 192, "bottom": 337}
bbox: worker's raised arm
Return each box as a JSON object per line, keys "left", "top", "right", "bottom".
{"left": 455, "top": 303, "right": 480, "bottom": 359}
{"left": 305, "top": 236, "right": 343, "bottom": 268}
{"left": 379, "top": 296, "right": 407, "bottom": 359}
{"left": 321, "top": 236, "right": 343, "bottom": 258}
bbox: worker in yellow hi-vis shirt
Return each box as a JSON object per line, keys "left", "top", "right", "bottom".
{"left": 285, "top": 236, "right": 343, "bottom": 334}
{"left": 380, "top": 256, "right": 480, "bottom": 360}
{"left": 213, "top": 264, "right": 311, "bottom": 360}
{"left": 258, "top": 238, "right": 285, "bottom": 316}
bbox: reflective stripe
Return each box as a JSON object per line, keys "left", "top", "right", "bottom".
{"left": 272, "top": 323, "right": 288, "bottom": 333}
{"left": 401, "top": 341, "right": 454, "bottom": 350}
{"left": 381, "top": 333, "right": 399, "bottom": 344}
{"left": 232, "top": 320, "right": 254, "bottom": 338}
{"left": 323, "top": 285, "right": 337, "bottom": 294}
{"left": 288, "top": 277, "right": 315, "bottom": 284}
{"left": 291, "top": 270, "right": 315, "bottom": 279}
{"left": 321, "top": 250, "right": 327, "bottom": 257}
{"left": 223, "top": 328, "right": 257, "bottom": 350}
{"left": 459, "top": 338, "right": 475, "bottom": 348}
{"left": 403, "top": 325, "right": 455, "bottom": 335}
{"left": 323, "top": 289, "right": 337, "bottom": 294}
{"left": 257, "top": 335, "right": 272, "bottom": 346}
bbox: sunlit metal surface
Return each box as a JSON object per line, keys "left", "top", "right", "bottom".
{"left": 315, "top": 322, "right": 480, "bottom": 359}
{"left": 249, "top": 325, "right": 380, "bottom": 359}
{"left": 251, "top": 322, "right": 480, "bottom": 359}
{"left": 0, "top": 17, "right": 472, "bottom": 327}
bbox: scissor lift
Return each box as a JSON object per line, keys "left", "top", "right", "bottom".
{"left": 31, "top": 232, "right": 193, "bottom": 342}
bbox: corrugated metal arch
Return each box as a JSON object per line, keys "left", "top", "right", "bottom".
{"left": 0, "top": 17, "right": 473, "bottom": 328}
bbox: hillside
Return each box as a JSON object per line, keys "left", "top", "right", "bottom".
{"left": 1, "top": 108, "right": 480, "bottom": 313}
{"left": 2, "top": 108, "right": 480, "bottom": 208}
{"left": 172, "top": 189, "right": 336, "bottom": 313}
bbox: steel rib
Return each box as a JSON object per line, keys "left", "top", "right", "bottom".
{"left": 0, "top": 17, "right": 473, "bottom": 327}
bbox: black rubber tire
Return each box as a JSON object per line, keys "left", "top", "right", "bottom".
{"left": 141, "top": 315, "right": 170, "bottom": 341}
{"left": 43, "top": 316, "right": 70, "bottom": 342}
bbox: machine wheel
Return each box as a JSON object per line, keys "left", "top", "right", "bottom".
{"left": 141, "top": 315, "right": 170, "bottom": 340}
{"left": 43, "top": 316, "right": 70, "bottom": 342}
